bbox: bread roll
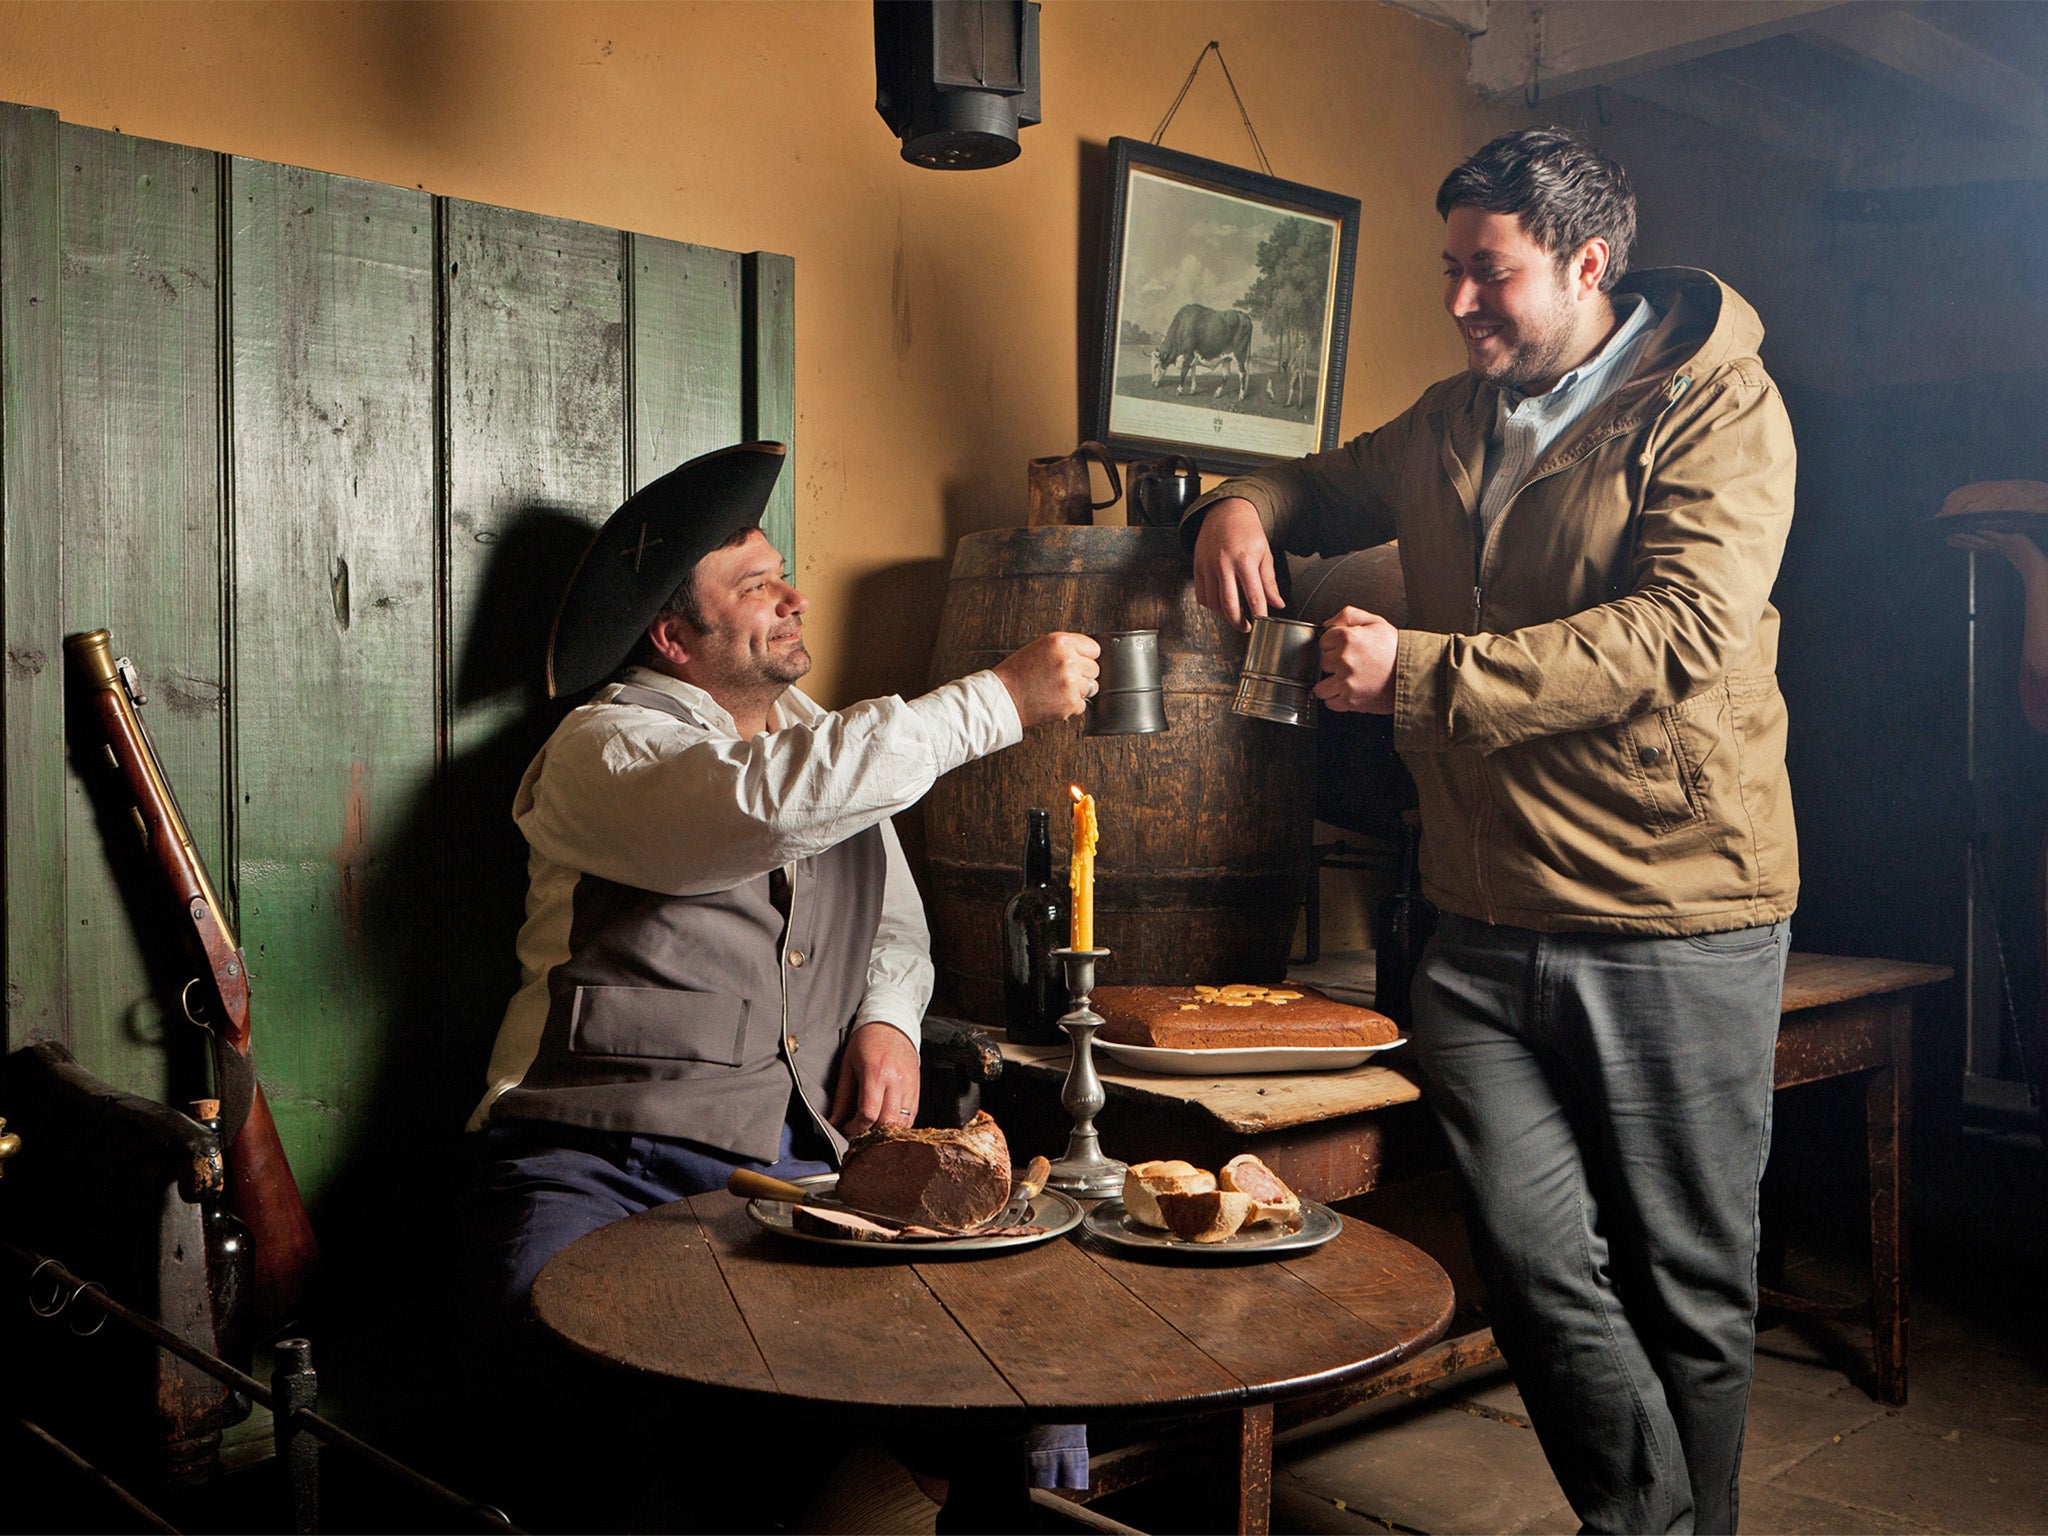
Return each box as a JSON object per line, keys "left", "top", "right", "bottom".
{"left": 1121, "top": 1160, "right": 1216, "bottom": 1229}
{"left": 1154, "top": 1189, "right": 1254, "bottom": 1243}
{"left": 1218, "top": 1154, "right": 1302, "bottom": 1225}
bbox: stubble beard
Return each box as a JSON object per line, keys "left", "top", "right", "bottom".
{"left": 1470, "top": 279, "right": 1580, "bottom": 393}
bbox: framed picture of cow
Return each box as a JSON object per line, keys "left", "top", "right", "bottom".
{"left": 1090, "top": 136, "right": 1361, "bottom": 477}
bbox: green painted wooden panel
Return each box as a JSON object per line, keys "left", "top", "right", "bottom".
{"left": 1, "top": 100, "right": 796, "bottom": 1217}
{"left": 743, "top": 251, "right": 797, "bottom": 572}
{"left": 438, "top": 201, "right": 631, "bottom": 1115}
{"left": 444, "top": 199, "right": 627, "bottom": 750}
{"left": 1, "top": 104, "right": 67, "bottom": 1049}
{"left": 627, "top": 233, "right": 743, "bottom": 491}
{"left": 56, "top": 125, "right": 224, "bottom": 1107}
{"left": 227, "top": 159, "right": 437, "bottom": 1202}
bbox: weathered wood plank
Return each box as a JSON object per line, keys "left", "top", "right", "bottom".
{"left": 692, "top": 1195, "right": 1022, "bottom": 1412}
{"left": 915, "top": 1236, "right": 1242, "bottom": 1417}
{"left": 439, "top": 200, "right": 628, "bottom": 1102}
{"left": 444, "top": 200, "right": 626, "bottom": 740}
{"left": 57, "top": 125, "right": 223, "bottom": 1104}
{"left": 629, "top": 234, "right": 743, "bottom": 488}
{"left": 227, "top": 158, "right": 437, "bottom": 1199}
{"left": 742, "top": 250, "right": 795, "bottom": 572}
{"left": 533, "top": 1198, "right": 780, "bottom": 1396}
{"left": 1, "top": 103, "right": 67, "bottom": 1049}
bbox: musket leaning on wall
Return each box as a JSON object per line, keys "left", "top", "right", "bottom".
{"left": 64, "top": 630, "right": 319, "bottom": 1336}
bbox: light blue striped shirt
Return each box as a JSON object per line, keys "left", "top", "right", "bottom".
{"left": 1478, "top": 292, "right": 1656, "bottom": 540}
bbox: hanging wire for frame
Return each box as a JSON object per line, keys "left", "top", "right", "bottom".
{"left": 1150, "top": 41, "right": 1275, "bottom": 178}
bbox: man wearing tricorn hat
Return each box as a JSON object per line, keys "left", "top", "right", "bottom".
{"left": 463, "top": 441, "right": 1098, "bottom": 1499}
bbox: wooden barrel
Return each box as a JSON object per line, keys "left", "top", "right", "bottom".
{"left": 923, "top": 526, "right": 1316, "bottom": 1025}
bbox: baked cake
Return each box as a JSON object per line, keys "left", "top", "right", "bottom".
{"left": 1092, "top": 983, "right": 1398, "bottom": 1051}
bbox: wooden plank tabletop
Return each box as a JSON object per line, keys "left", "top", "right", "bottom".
{"left": 1780, "top": 952, "right": 1951, "bottom": 1012}
{"left": 530, "top": 1194, "right": 1454, "bottom": 1427}
{"left": 995, "top": 952, "right": 1952, "bottom": 1139}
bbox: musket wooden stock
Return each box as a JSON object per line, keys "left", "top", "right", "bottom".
{"left": 65, "top": 630, "right": 318, "bottom": 1334}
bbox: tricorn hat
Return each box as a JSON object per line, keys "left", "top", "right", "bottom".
{"left": 1932, "top": 480, "right": 2048, "bottom": 527}
{"left": 546, "top": 441, "right": 786, "bottom": 698}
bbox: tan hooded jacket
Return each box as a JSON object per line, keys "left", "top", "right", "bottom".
{"left": 1191, "top": 268, "right": 1797, "bottom": 935}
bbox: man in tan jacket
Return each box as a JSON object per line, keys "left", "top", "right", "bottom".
{"left": 1189, "top": 128, "right": 1796, "bottom": 1533}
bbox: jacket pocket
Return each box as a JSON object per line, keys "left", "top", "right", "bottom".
{"left": 1623, "top": 687, "right": 1726, "bottom": 835}
{"left": 568, "top": 986, "right": 751, "bottom": 1064}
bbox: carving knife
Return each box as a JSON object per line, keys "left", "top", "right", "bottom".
{"left": 725, "top": 1167, "right": 919, "bottom": 1229}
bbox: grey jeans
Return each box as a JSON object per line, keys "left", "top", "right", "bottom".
{"left": 1409, "top": 913, "right": 1790, "bottom": 1535}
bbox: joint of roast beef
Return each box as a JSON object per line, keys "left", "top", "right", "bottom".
{"left": 832, "top": 1108, "right": 1013, "bottom": 1227}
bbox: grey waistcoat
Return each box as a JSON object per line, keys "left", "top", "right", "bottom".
{"left": 490, "top": 686, "right": 886, "bottom": 1162}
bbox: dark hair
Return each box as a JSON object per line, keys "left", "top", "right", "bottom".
{"left": 1436, "top": 127, "right": 1636, "bottom": 290}
{"left": 625, "top": 522, "right": 760, "bottom": 669}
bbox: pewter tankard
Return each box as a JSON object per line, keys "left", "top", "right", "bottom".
{"left": 1232, "top": 615, "right": 1321, "bottom": 728}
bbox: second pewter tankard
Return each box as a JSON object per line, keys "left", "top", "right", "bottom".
{"left": 1232, "top": 615, "right": 1321, "bottom": 728}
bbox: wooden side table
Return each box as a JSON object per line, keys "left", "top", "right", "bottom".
{"left": 1762, "top": 954, "right": 1947, "bottom": 1405}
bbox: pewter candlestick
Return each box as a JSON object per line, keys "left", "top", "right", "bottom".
{"left": 1044, "top": 947, "right": 1128, "bottom": 1199}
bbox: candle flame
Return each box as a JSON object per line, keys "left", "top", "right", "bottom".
{"left": 1069, "top": 783, "right": 1084, "bottom": 802}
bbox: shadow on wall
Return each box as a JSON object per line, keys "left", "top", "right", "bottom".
{"left": 310, "top": 505, "right": 586, "bottom": 1392}
{"left": 362, "top": 1, "right": 470, "bottom": 150}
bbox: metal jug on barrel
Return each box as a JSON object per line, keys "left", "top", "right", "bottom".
{"left": 1027, "top": 441, "right": 1123, "bottom": 527}
{"left": 1126, "top": 454, "right": 1201, "bottom": 529}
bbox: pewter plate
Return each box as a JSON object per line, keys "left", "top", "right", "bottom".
{"left": 744, "top": 1174, "right": 1084, "bottom": 1257}
{"left": 1092, "top": 1038, "right": 1406, "bottom": 1076}
{"left": 1082, "top": 1198, "right": 1343, "bottom": 1258}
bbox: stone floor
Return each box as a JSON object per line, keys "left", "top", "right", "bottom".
{"left": 1269, "top": 1123, "right": 2048, "bottom": 1536}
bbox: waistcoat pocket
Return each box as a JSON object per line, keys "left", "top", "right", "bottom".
{"left": 569, "top": 985, "right": 752, "bottom": 1064}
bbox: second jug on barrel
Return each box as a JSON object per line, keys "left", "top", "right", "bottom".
{"left": 1127, "top": 454, "right": 1201, "bottom": 528}
{"left": 1027, "top": 441, "right": 1122, "bottom": 527}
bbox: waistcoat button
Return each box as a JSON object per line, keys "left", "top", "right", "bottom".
{"left": 788, "top": 949, "right": 806, "bottom": 967}
{"left": 1641, "top": 744, "right": 1664, "bottom": 765}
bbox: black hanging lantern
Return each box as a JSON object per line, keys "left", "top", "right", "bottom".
{"left": 875, "top": 0, "right": 1041, "bottom": 170}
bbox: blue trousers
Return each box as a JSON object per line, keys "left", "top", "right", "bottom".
{"left": 464, "top": 1111, "right": 1089, "bottom": 1493}
{"left": 1408, "top": 915, "right": 1789, "bottom": 1535}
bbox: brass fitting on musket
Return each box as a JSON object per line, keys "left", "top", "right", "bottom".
{"left": 64, "top": 628, "right": 120, "bottom": 690}
{"left": 0, "top": 1116, "right": 21, "bottom": 1177}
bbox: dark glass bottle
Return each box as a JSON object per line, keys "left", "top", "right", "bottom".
{"left": 1371, "top": 813, "right": 1434, "bottom": 1032}
{"left": 1003, "top": 808, "right": 1071, "bottom": 1045}
{"left": 191, "top": 1099, "right": 256, "bottom": 1424}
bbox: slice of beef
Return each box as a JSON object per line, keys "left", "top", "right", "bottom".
{"left": 790, "top": 1205, "right": 902, "bottom": 1242}
{"left": 833, "top": 1109, "right": 1013, "bottom": 1227}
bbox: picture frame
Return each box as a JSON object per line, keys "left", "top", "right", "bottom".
{"left": 1091, "top": 135, "right": 1361, "bottom": 477}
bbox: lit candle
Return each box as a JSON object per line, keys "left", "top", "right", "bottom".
{"left": 1069, "top": 783, "right": 1098, "bottom": 950}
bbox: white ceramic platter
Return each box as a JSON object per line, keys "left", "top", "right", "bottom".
{"left": 1091, "top": 1038, "right": 1406, "bottom": 1076}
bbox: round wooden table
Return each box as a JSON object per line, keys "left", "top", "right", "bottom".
{"left": 533, "top": 1194, "right": 1453, "bottom": 1532}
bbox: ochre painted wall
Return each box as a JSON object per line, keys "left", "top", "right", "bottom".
{"left": 0, "top": 0, "right": 1501, "bottom": 709}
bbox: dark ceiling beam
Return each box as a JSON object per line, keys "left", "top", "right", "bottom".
{"left": 1800, "top": 6, "right": 2048, "bottom": 139}
{"left": 1467, "top": 0, "right": 1852, "bottom": 102}
{"left": 1610, "top": 60, "right": 1849, "bottom": 169}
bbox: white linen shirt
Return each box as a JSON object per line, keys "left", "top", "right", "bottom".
{"left": 469, "top": 664, "right": 1024, "bottom": 1128}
